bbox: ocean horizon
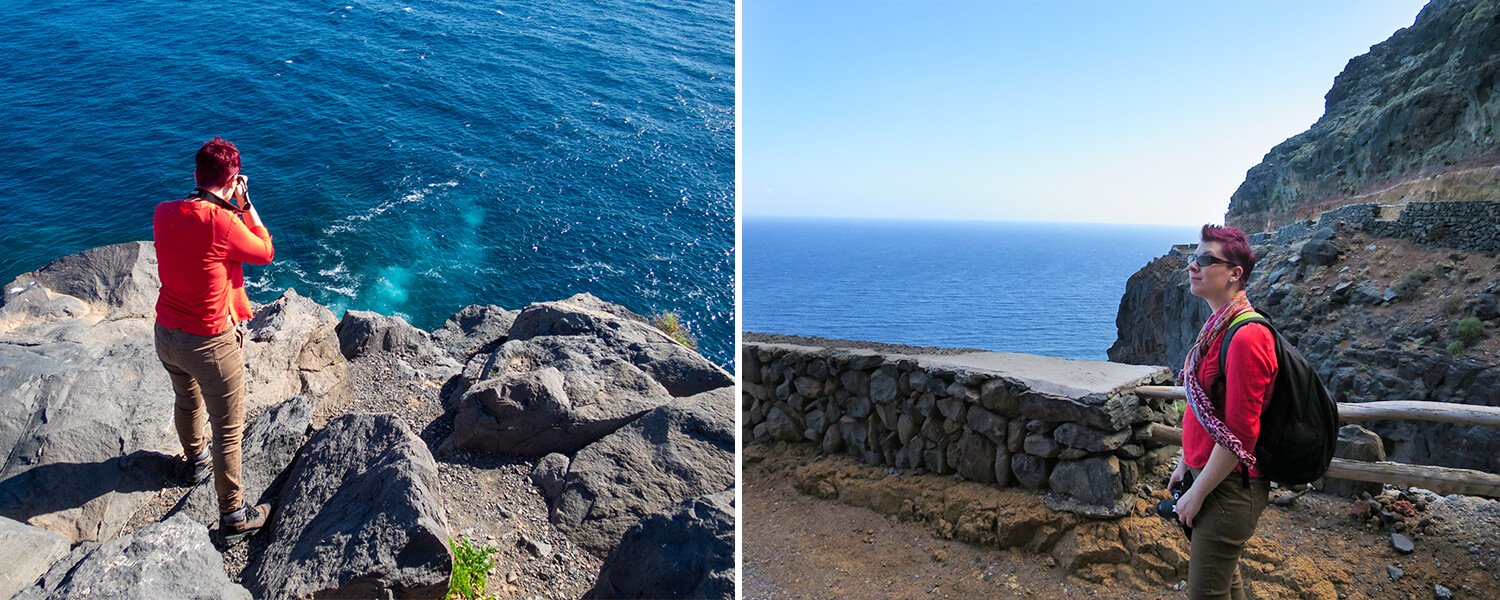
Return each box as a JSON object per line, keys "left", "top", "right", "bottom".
{"left": 744, "top": 216, "right": 1201, "bottom": 362}
{"left": 0, "top": 0, "right": 735, "bottom": 366}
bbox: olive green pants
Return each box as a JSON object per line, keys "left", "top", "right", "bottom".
{"left": 1187, "top": 469, "right": 1270, "bottom": 600}
{"left": 155, "top": 323, "right": 246, "bottom": 515}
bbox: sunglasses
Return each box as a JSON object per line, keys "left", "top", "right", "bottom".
{"left": 1185, "top": 253, "right": 1236, "bottom": 268}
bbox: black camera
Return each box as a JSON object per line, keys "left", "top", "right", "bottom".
{"left": 1156, "top": 471, "right": 1195, "bottom": 539}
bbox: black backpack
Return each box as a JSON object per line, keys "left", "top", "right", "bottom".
{"left": 1211, "top": 312, "right": 1339, "bottom": 486}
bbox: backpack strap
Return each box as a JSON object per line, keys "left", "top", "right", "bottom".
{"left": 1213, "top": 310, "right": 1271, "bottom": 488}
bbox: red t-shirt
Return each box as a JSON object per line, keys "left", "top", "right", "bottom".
{"left": 1181, "top": 321, "right": 1277, "bottom": 477}
{"left": 153, "top": 200, "right": 274, "bottom": 336}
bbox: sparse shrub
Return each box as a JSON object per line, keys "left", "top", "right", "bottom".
{"left": 1392, "top": 271, "right": 1432, "bottom": 297}
{"left": 1446, "top": 341, "right": 1466, "bottom": 355}
{"left": 651, "top": 311, "right": 698, "bottom": 350}
{"left": 447, "top": 536, "right": 497, "bottom": 600}
{"left": 1456, "top": 317, "right": 1485, "bottom": 345}
{"left": 1170, "top": 399, "right": 1186, "bottom": 418}
{"left": 1442, "top": 295, "right": 1466, "bottom": 315}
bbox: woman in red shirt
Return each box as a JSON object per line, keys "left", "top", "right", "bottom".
{"left": 1169, "top": 224, "right": 1277, "bottom": 600}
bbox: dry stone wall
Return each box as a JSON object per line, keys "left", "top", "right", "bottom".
{"left": 1250, "top": 200, "right": 1500, "bottom": 254}
{"left": 743, "top": 342, "right": 1179, "bottom": 515}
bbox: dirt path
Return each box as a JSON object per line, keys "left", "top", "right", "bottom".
{"left": 745, "top": 443, "right": 1500, "bottom": 600}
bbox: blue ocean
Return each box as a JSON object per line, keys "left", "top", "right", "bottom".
{"left": 0, "top": 0, "right": 734, "bottom": 365}
{"left": 744, "top": 218, "right": 1200, "bottom": 361}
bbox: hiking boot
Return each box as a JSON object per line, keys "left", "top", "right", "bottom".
{"left": 178, "top": 448, "right": 212, "bottom": 486}
{"left": 220, "top": 502, "right": 272, "bottom": 544}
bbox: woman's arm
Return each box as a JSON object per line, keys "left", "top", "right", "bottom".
{"left": 1175, "top": 443, "right": 1240, "bottom": 527}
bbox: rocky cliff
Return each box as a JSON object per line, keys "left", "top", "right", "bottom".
{"left": 1110, "top": 215, "right": 1500, "bottom": 475}
{"left": 0, "top": 242, "right": 735, "bottom": 600}
{"left": 1226, "top": 0, "right": 1500, "bottom": 231}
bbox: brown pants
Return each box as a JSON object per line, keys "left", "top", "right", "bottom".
{"left": 1188, "top": 470, "right": 1270, "bottom": 600}
{"left": 155, "top": 323, "right": 246, "bottom": 515}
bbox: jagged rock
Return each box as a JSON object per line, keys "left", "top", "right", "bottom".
{"left": 531, "top": 453, "right": 571, "bottom": 502}
{"left": 954, "top": 430, "right": 997, "bottom": 484}
{"left": 1300, "top": 229, "right": 1343, "bottom": 267}
{"left": 430, "top": 304, "right": 516, "bottom": 359}
{"left": 242, "top": 289, "right": 352, "bottom": 414}
{"left": 764, "top": 406, "right": 803, "bottom": 443}
{"left": 1049, "top": 457, "right": 1123, "bottom": 507}
{"left": 507, "top": 293, "right": 731, "bottom": 396}
{"left": 1320, "top": 424, "right": 1386, "bottom": 498}
{"left": 869, "top": 369, "right": 898, "bottom": 403}
{"left": 1227, "top": 0, "right": 1500, "bottom": 231}
{"left": 335, "top": 309, "right": 434, "bottom": 359}
{"left": 16, "top": 513, "right": 251, "bottom": 600}
{"left": 586, "top": 491, "right": 734, "bottom": 600}
{"left": 1012, "top": 454, "right": 1053, "bottom": 490}
{"left": 1391, "top": 532, "right": 1415, "bottom": 554}
{"left": 0, "top": 241, "right": 159, "bottom": 324}
{"left": 1053, "top": 423, "right": 1130, "bottom": 452}
{"left": 0, "top": 517, "right": 71, "bottom": 599}
{"left": 548, "top": 388, "right": 734, "bottom": 557}
{"left": 0, "top": 245, "right": 351, "bottom": 546}
{"left": 244, "top": 414, "right": 451, "bottom": 599}
{"left": 1023, "top": 433, "right": 1063, "bottom": 459}
{"left": 965, "top": 406, "right": 1007, "bottom": 443}
{"left": 440, "top": 336, "right": 674, "bottom": 456}
{"left": 171, "top": 396, "right": 313, "bottom": 524}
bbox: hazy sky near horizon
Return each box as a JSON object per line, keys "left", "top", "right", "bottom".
{"left": 743, "top": 0, "right": 1431, "bottom": 226}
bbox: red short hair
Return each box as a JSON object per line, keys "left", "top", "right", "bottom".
{"left": 1201, "top": 224, "right": 1256, "bottom": 283}
{"left": 195, "top": 137, "right": 240, "bottom": 189}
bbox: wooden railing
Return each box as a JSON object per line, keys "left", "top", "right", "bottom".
{"left": 1135, "top": 386, "right": 1500, "bottom": 498}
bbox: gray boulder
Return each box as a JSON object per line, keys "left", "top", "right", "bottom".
{"left": 1320, "top": 424, "right": 1387, "bottom": 498}
{"left": 16, "top": 513, "right": 251, "bottom": 600}
{"left": 586, "top": 491, "right": 734, "bottom": 600}
{"left": 335, "top": 309, "right": 435, "bottom": 359}
{"left": 0, "top": 517, "right": 71, "bottom": 600}
{"left": 1049, "top": 456, "right": 1123, "bottom": 506}
{"left": 171, "top": 396, "right": 313, "bottom": 524}
{"left": 243, "top": 414, "right": 451, "bottom": 599}
{"left": 431, "top": 304, "right": 516, "bottom": 359}
{"left": 242, "top": 289, "right": 352, "bottom": 415}
{"left": 507, "top": 293, "right": 732, "bottom": 396}
{"left": 440, "top": 337, "right": 673, "bottom": 456}
{"left": 549, "top": 388, "right": 735, "bottom": 557}
{"left": 531, "top": 453, "right": 571, "bottom": 502}
{"left": 0, "top": 246, "right": 349, "bottom": 545}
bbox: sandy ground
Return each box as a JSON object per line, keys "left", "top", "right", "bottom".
{"left": 745, "top": 443, "right": 1500, "bottom": 600}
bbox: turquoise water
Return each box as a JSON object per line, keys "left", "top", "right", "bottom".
{"left": 0, "top": 0, "right": 734, "bottom": 365}
{"left": 744, "top": 218, "right": 1199, "bottom": 361}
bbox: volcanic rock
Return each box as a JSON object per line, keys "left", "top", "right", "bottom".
{"left": 16, "top": 513, "right": 251, "bottom": 600}
{"left": 243, "top": 413, "right": 451, "bottom": 599}
{"left": 586, "top": 491, "right": 734, "bottom": 600}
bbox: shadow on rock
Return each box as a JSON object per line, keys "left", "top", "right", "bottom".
{"left": 0, "top": 451, "right": 178, "bottom": 541}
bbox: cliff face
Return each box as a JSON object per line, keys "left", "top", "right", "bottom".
{"left": 1226, "top": 0, "right": 1500, "bottom": 231}
{"left": 1110, "top": 216, "right": 1500, "bottom": 474}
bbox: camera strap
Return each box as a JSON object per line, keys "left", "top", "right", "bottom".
{"left": 189, "top": 187, "right": 245, "bottom": 213}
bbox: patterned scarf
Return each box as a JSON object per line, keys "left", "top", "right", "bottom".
{"left": 1182, "top": 289, "right": 1258, "bottom": 468}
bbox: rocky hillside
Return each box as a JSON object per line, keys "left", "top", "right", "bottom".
{"left": 1226, "top": 0, "right": 1500, "bottom": 231}
{"left": 1110, "top": 220, "right": 1500, "bottom": 475}
{"left": 0, "top": 242, "right": 735, "bottom": 600}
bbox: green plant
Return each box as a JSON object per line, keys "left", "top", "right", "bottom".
{"left": 447, "top": 536, "right": 497, "bottom": 600}
{"left": 1456, "top": 317, "right": 1485, "bottom": 345}
{"left": 1170, "top": 399, "right": 1186, "bottom": 418}
{"left": 1446, "top": 341, "right": 1466, "bottom": 355}
{"left": 650, "top": 311, "right": 698, "bottom": 349}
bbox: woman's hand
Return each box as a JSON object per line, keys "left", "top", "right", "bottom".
{"left": 1176, "top": 485, "right": 1205, "bottom": 528}
{"left": 1168, "top": 461, "right": 1188, "bottom": 491}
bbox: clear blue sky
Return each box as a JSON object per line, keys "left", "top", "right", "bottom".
{"left": 743, "top": 0, "right": 1431, "bottom": 226}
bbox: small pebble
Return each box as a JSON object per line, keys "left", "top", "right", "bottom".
{"left": 1387, "top": 565, "right": 1403, "bottom": 581}
{"left": 1435, "top": 583, "right": 1453, "bottom": 599}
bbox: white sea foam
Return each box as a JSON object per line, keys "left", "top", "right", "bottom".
{"left": 322, "top": 181, "right": 457, "bottom": 235}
